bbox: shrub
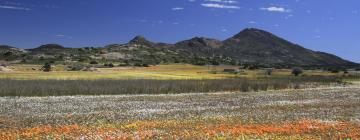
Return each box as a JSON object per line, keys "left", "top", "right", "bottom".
{"left": 134, "top": 63, "right": 142, "bottom": 67}
{"left": 90, "top": 60, "right": 98, "bottom": 64}
{"left": 355, "top": 68, "right": 360, "bottom": 71}
{"left": 78, "top": 57, "right": 88, "bottom": 62}
{"left": 242, "top": 64, "right": 259, "bottom": 70}
{"left": 331, "top": 69, "right": 340, "bottom": 73}
{"left": 292, "top": 67, "right": 303, "bottom": 76}
{"left": 118, "top": 63, "right": 130, "bottom": 67}
{"left": 142, "top": 64, "right": 150, "bottom": 67}
{"left": 41, "top": 63, "right": 52, "bottom": 72}
{"left": 194, "top": 61, "right": 206, "bottom": 66}
{"left": 68, "top": 64, "right": 86, "bottom": 71}
{"left": 230, "top": 60, "right": 238, "bottom": 66}
{"left": 209, "top": 71, "right": 217, "bottom": 74}
{"left": 3, "top": 51, "right": 13, "bottom": 56}
{"left": 104, "top": 63, "right": 114, "bottom": 68}
{"left": 211, "top": 60, "right": 220, "bottom": 66}
{"left": 265, "top": 68, "right": 273, "bottom": 76}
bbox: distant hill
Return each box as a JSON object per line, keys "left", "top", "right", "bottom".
{"left": 220, "top": 28, "right": 354, "bottom": 67}
{"left": 30, "top": 44, "right": 66, "bottom": 51}
{"left": 0, "top": 28, "right": 358, "bottom": 68}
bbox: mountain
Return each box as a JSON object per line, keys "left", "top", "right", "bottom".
{"left": 221, "top": 28, "right": 355, "bottom": 67}
{"left": 0, "top": 45, "right": 25, "bottom": 52}
{"left": 0, "top": 45, "right": 14, "bottom": 50}
{"left": 175, "top": 37, "right": 223, "bottom": 49}
{"left": 172, "top": 37, "right": 223, "bottom": 57}
{"left": 0, "top": 45, "right": 27, "bottom": 61}
{"left": 128, "top": 36, "right": 156, "bottom": 47}
{"left": 30, "top": 44, "right": 66, "bottom": 51}
{"left": 0, "top": 28, "right": 358, "bottom": 68}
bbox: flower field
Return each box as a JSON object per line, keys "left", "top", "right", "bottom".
{"left": 1, "top": 85, "right": 360, "bottom": 139}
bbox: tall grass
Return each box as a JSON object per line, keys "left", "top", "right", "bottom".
{"left": 0, "top": 76, "right": 341, "bottom": 96}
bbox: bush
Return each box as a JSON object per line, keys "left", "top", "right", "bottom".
{"left": 265, "top": 68, "right": 273, "bottom": 76}
{"left": 211, "top": 60, "right": 220, "bottom": 66}
{"left": 193, "top": 61, "right": 206, "bottom": 66}
{"left": 242, "top": 64, "right": 259, "bottom": 70}
{"left": 104, "top": 63, "right": 114, "bottom": 68}
{"left": 68, "top": 64, "right": 86, "bottom": 71}
{"left": 292, "top": 67, "right": 303, "bottom": 76}
{"left": 142, "top": 64, "right": 150, "bottom": 67}
{"left": 3, "top": 51, "right": 13, "bottom": 56}
{"left": 41, "top": 63, "right": 52, "bottom": 72}
{"left": 118, "top": 63, "right": 130, "bottom": 67}
{"left": 90, "top": 60, "right": 98, "bottom": 64}
{"left": 355, "top": 68, "right": 360, "bottom": 71}
{"left": 331, "top": 69, "right": 340, "bottom": 73}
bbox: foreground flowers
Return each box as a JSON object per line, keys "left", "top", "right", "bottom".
{"left": 1, "top": 119, "right": 359, "bottom": 139}
{"left": 1, "top": 86, "right": 360, "bottom": 139}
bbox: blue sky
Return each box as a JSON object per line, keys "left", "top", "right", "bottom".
{"left": 0, "top": 0, "right": 359, "bottom": 62}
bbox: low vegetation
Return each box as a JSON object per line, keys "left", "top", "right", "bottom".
{"left": 0, "top": 76, "right": 342, "bottom": 97}
{"left": 0, "top": 64, "right": 358, "bottom": 139}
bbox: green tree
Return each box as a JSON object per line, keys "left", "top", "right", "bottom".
{"left": 292, "top": 67, "right": 303, "bottom": 76}
{"left": 41, "top": 63, "right": 52, "bottom": 72}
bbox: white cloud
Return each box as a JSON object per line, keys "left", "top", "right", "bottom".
{"left": 248, "top": 21, "right": 257, "bottom": 24}
{"left": 201, "top": 3, "right": 239, "bottom": 9}
{"left": 56, "top": 34, "right": 72, "bottom": 39}
{"left": 172, "top": 7, "right": 184, "bottom": 11}
{"left": 204, "top": 0, "right": 237, "bottom": 4}
{"left": 260, "top": 6, "right": 291, "bottom": 13}
{"left": 0, "top": 5, "right": 31, "bottom": 10}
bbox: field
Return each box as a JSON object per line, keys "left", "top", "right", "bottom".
{"left": 0, "top": 64, "right": 360, "bottom": 139}
{"left": 0, "top": 64, "right": 343, "bottom": 80}
{"left": 1, "top": 86, "right": 360, "bottom": 139}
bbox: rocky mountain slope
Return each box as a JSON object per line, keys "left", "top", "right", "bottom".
{"left": 0, "top": 28, "right": 357, "bottom": 68}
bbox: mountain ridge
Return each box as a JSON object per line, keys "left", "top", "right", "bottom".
{"left": 0, "top": 28, "right": 358, "bottom": 68}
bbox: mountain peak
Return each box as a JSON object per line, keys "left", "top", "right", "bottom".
{"left": 176, "top": 37, "right": 223, "bottom": 49}
{"left": 33, "top": 44, "right": 65, "bottom": 51}
{"left": 233, "top": 28, "right": 272, "bottom": 38}
{"left": 129, "top": 35, "right": 155, "bottom": 46}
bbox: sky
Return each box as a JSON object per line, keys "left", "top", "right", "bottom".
{"left": 0, "top": 0, "right": 359, "bottom": 63}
